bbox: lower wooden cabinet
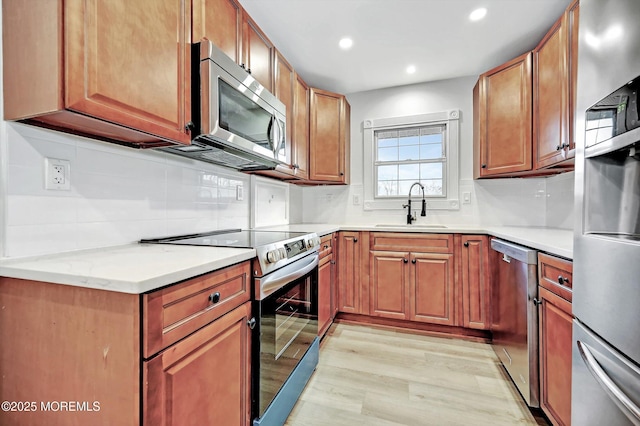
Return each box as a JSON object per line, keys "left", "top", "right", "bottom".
{"left": 538, "top": 253, "right": 573, "bottom": 426}
{"left": 0, "top": 261, "right": 253, "bottom": 426}
{"left": 410, "top": 252, "right": 455, "bottom": 326}
{"left": 144, "top": 301, "right": 252, "bottom": 425}
{"left": 368, "top": 233, "right": 456, "bottom": 326}
{"left": 337, "top": 231, "right": 363, "bottom": 313}
{"left": 318, "top": 233, "right": 336, "bottom": 336}
{"left": 459, "top": 235, "right": 491, "bottom": 329}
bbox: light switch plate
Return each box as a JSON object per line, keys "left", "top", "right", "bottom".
{"left": 462, "top": 192, "right": 471, "bottom": 204}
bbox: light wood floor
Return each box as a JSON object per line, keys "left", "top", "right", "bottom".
{"left": 285, "top": 322, "right": 548, "bottom": 426}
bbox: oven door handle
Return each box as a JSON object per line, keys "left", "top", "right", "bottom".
{"left": 257, "top": 254, "right": 319, "bottom": 300}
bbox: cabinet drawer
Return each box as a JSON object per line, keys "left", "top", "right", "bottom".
{"left": 370, "top": 233, "right": 454, "bottom": 253}
{"left": 538, "top": 253, "right": 572, "bottom": 302}
{"left": 143, "top": 261, "right": 251, "bottom": 358}
{"left": 319, "top": 234, "right": 334, "bottom": 259}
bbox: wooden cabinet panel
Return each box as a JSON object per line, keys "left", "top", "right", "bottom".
{"left": 3, "top": 0, "right": 191, "bottom": 147}
{"left": 242, "top": 13, "right": 274, "bottom": 92}
{"left": 370, "top": 251, "right": 410, "bottom": 320}
{"left": 274, "top": 50, "right": 295, "bottom": 172}
{"left": 318, "top": 253, "right": 333, "bottom": 336}
{"left": 293, "top": 73, "right": 310, "bottom": 179}
{"left": 143, "top": 261, "right": 251, "bottom": 358}
{"left": 538, "top": 253, "right": 573, "bottom": 302}
{"left": 566, "top": 0, "right": 580, "bottom": 158}
{"left": 460, "top": 235, "right": 491, "bottom": 330}
{"left": 539, "top": 286, "right": 572, "bottom": 426}
{"left": 192, "top": 0, "right": 243, "bottom": 64}
{"left": 144, "top": 301, "right": 252, "bottom": 426}
{"left": 533, "top": 15, "right": 569, "bottom": 169}
{"left": 410, "top": 253, "right": 456, "bottom": 325}
{"left": 371, "top": 233, "right": 454, "bottom": 253}
{"left": 65, "top": 0, "right": 191, "bottom": 145}
{"left": 309, "top": 88, "right": 348, "bottom": 183}
{"left": 475, "top": 52, "right": 533, "bottom": 177}
{"left": 337, "top": 232, "right": 362, "bottom": 313}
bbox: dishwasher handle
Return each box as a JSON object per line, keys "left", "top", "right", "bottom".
{"left": 491, "top": 238, "right": 538, "bottom": 265}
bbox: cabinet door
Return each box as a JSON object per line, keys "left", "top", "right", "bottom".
{"left": 318, "top": 255, "right": 333, "bottom": 337}
{"left": 539, "top": 287, "right": 572, "bottom": 426}
{"left": 309, "top": 88, "right": 346, "bottom": 182}
{"left": 460, "top": 235, "right": 491, "bottom": 329}
{"left": 293, "top": 73, "right": 310, "bottom": 179}
{"left": 337, "top": 232, "right": 362, "bottom": 313}
{"left": 192, "top": 0, "right": 243, "bottom": 64}
{"left": 370, "top": 251, "right": 410, "bottom": 320}
{"left": 274, "top": 50, "right": 295, "bottom": 171}
{"left": 533, "top": 15, "right": 569, "bottom": 169}
{"left": 410, "top": 253, "right": 455, "bottom": 325}
{"left": 242, "top": 13, "right": 274, "bottom": 92}
{"left": 565, "top": 0, "right": 580, "bottom": 159}
{"left": 65, "top": 0, "right": 191, "bottom": 145}
{"left": 476, "top": 52, "right": 532, "bottom": 177}
{"left": 144, "top": 302, "right": 252, "bottom": 426}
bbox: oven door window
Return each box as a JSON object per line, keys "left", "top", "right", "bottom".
{"left": 258, "top": 270, "right": 318, "bottom": 415}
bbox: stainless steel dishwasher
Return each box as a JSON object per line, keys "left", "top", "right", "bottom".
{"left": 490, "top": 238, "right": 539, "bottom": 408}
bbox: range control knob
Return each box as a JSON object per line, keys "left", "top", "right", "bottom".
{"left": 278, "top": 247, "right": 287, "bottom": 259}
{"left": 306, "top": 238, "right": 317, "bottom": 248}
{"left": 266, "top": 249, "right": 281, "bottom": 264}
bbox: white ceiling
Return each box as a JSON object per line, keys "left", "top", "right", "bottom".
{"left": 241, "top": 0, "right": 572, "bottom": 94}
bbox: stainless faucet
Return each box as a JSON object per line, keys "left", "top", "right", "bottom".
{"left": 403, "top": 182, "right": 427, "bottom": 224}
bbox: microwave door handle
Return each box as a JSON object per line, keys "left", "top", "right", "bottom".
{"left": 266, "top": 115, "right": 276, "bottom": 153}
{"left": 274, "top": 117, "right": 284, "bottom": 157}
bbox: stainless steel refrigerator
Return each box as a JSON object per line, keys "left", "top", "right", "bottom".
{"left": 573, "top": 0, "right": 640, "bottom": 424}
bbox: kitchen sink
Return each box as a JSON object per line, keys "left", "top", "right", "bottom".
{"left": 374, "top": 224, "right": 448, "bottom": 229}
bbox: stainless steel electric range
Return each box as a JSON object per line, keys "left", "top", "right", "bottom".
{"left": 141, "top": 229, "right": 321, "bottom": 426}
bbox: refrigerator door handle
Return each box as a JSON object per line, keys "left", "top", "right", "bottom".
{"left": 578, "top": 340, "right": 640, "bottom": 423}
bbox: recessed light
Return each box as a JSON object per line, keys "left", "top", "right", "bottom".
{"left": 339, "top": 37, "right": 353, "bottom": 50}
{"left": 469, "top": 7, "right": 487, "bottom": 21}
{"left": 406, "top": 65, "right": 416, "bottom": 74}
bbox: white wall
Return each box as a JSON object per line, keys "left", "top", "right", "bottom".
{"left": 1, "top": 123, "right": 252, "bottom": 259}
{"left": 300, "top": 77, "right": 575, "bottom": 229}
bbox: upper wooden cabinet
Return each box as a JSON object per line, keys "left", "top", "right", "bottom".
{"left": 293, "top": 73, "right": 311, "bottom": 180}
{"left": 242, "top": 13, "right": 274, "bottom": 92}
{"left": 474, "top": 0, "right": 579, "bottom": 178}
{"left": 273, "top": 50, "right": 295, "bottom": 171}
{"left": 3, "top": 0, "right": 192, "bottom": 147}
{"left": 474, "top": 51, "right": 533, "bottom": 178}
{"left": 192, "top": 0, "right": 243, "bottom": 64}
{"left": 309, "top": 88, "right": 351, "bottom": 184}
{"left": 533, "top": 0, "right": 579, "bottom": 170}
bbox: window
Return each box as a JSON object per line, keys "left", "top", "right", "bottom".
{"left": 363, "top": 110, "right": 460, "bottom": 210}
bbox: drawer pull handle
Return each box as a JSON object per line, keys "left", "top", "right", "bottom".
{"left": 209, "top": 292, "right": 221, "bottom": 304}
{"left": 558, "top": 275, "right": 570, "bottom": 285}
{"left": 248, "top": 317, "right": 257, "bottom": 330}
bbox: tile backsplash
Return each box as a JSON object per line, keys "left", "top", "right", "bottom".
{"left": 2, "top": 123, "right": 251, "bottom": 258}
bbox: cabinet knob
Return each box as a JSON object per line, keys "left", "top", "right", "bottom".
{"left": 558, "top": 275, "right": 570, "bottom": 285}
{"left": 556, "top": 145, "right": 562, "bottom": 151}
{"left": 533, "top": 298, "right": 542, "bottom": 306}
{"left": 209, "top": 292, "right": 221, "bottom": 304}
{"left": 247, "top": 317, "right": 256, "bottom": 330}
{"left": 411, "top": 259, "right": 416, "bottom": 264}
{"left": 247, "top": 68, "right": 252, "bottom": 74}
{"left": 481, "top": 164, "right": 487, "bottom": 169}
{"left": 353, "top": 238, "right": 358, "bottom": 243}
{"left": 324, "top": 244, "right": 329, "bottom": 249}
{"left": 240, "top": 63, "right": 246, "bottom": 69}
{"left": 463, "top": 242, "right": 469, "bottom": 247}
{"left": 339, "top": 172, "right": 344, "bottom": 176}
{"left": 403, "top": 258, "right": 409, "bottom": 263}
{"left": 185, "top": 121, "right": 196, "bottom": 133}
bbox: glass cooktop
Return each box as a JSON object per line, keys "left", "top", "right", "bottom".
{"left": 140, "top": 229, "right": 310, "bottom": 249}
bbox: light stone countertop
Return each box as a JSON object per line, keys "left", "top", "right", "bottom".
{"left": 261, "top": 223, "right": 573, "bottom": 260}
{"left": 0, "top": 244, "right": 256, "bottom": 294}
{"left": 0, "top": 224, "right": 573, "bottom": 294}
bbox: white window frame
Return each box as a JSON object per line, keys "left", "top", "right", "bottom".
{"left": 363, "top": 109, "right": 460, "bottom": 211}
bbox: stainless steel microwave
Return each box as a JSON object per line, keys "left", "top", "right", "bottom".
{"left": 160, "top": 40, "right": 287, "bottom": 171}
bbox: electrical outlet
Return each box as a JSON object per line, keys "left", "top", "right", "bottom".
{"left": 45, "top": 158, "right": 71, "bottom": 190}
{"left": 462, "top": 192, "right": 471, "bottom": 204}
{"left": 353, "top": 194, "right": 360, "bottom": 205}
{"left": 236, "top": 185, "right": 244, "bottom": 201}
